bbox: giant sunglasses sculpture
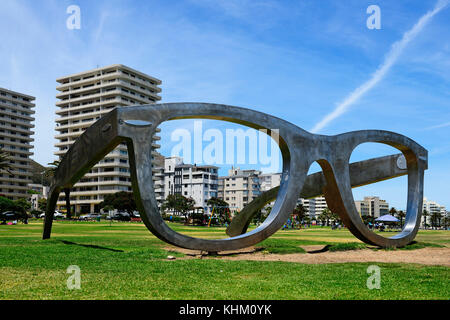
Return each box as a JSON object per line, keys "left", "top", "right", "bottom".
{"left": 43, "top": 103, "right": 428, "bottom": 250}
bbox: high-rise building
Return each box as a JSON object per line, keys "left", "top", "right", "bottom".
{"left": 0, "top": 88, "right": 35, "bottom": 200}
{"left": 54, "top": 65, "right": 162, "bottom": 214}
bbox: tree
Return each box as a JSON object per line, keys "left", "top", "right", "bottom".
{"left": 162, "top": 194, "right": 195, "bottom": 223}
{"left": 361, "top": 214, "right": 375, "bottom": 226}
{"left": 330, "top": 211, "right": 342, "bottom": 225}
{"left": 12, "top": 198, "right": 31, "bottom": 215}
{"left": 0, "top": 196, "right": 15, "bottom": 213}
{"left": 389, "top": 207, "right": 397, "bottom": 217}
{"left": 38, "top": 198, "right": 47, "bottom": 212}
{"left": 46, "top": 160, "right": 72, "bottom": 219}
{"left": 422, "top": 209, "right": 430, "bottom": 229}
{"left": 206, "top": 197, "right": 231, "bottom": 225}
{"left": 303, "top": 215, "right": 311, "bottom": 226}
{"left": 252, "top": 206, "right": 270, "bottom": 225}
{"left": 191, "top": 207, "right": 207, "bottom": 226}
{"left": 103, "top": 205, "right": 114, "bottom": 212}
{"left": 99, "top": 191, "right": 137, "bottom": 214}
{"left": 30, "top": 210, "right": 42, "bottom": 218}
{"left": 293, "top": 203, "right": 307, "bottom": 222}
{"left": 443, "top": 213, "right": 450, "bottom": 230}
{"left": 430, "top": 211, "right": 442, "bottom": 230}
{"left": 318, "top": 208, "right": 332, "bottom": 226}
{"left": 396, "top": 210, "right": 406, "bottom": 228}
{"left": 0, "top": 196, "right": 28, "bottom": 221}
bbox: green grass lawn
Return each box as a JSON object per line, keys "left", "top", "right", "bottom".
{"left": 0, "top": 220, "right": 449, "bottom": 300}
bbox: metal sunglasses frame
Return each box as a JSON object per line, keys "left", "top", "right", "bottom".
{"left": 43, "top": 103, "right": 428, "bottom": 250}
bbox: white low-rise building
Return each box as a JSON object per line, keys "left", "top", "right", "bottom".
{"left": 354, "top": 196, "right": 389, "bottom": 218}
{"left": 28, "top": 183, "right": 50, "bottom": 211}
{"left": 219, "top": 167, "right": 261, "bottom": 213}
{"left": 300, "top": 196, "right": 328, "bottom": 219}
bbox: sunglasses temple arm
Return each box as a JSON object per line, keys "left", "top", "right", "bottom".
{"left": 43, "top": 110, "right": 122, "bottom": 239}
{"left": 226, "top": 153, "right": 408, "bottom": 236}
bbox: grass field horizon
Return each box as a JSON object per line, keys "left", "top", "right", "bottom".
{"left": 0, "top": 220, "right": 448, "bottom": 300}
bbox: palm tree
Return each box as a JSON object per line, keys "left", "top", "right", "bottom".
{"left": 431, "top": 211, "right": 442, "bottom": 230}
{"left": 330, "top": 211, "right": 341, "bottom": 225}
{"left": 389, "top": 207, "right": 397, "bottom": 228}
{"left": 46, "top": 160, "right": 72, "bottom": 219}
{"left": 293, "top": 203, "right": 307, "bottom": 223}
{"left": 319, "top": 208, "right": 332, "bottom": 227}
{"left": 443, "top": 213, "right": 449, "bottom": 230}
{"left": 304, "top": 215, "right": 311, "bottom": 227}
{"left": 389, "top": 207, "right": 397, "bottom": 217}
{"left": 396, "top": 210, "right": 406, "bottom": 228}
{"left": 0, "top": 147, "right": 13, "bottom": 175}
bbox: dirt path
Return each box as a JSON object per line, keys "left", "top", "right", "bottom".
{"left": 166, "top": 246, "right": 450, "bottom": 266}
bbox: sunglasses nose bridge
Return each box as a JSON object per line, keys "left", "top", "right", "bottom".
{"left": 291, "top": 134, "right": 342, "bottom": 167}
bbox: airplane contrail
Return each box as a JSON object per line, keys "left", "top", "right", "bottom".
{"left": 425, "top": 121, "right": 450, "bottom": 130}
{"left": 311, "top": 0, "right": 450, "bottom": 133}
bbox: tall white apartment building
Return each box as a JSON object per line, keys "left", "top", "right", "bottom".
{"left": 219, "top": 167, "right": 261, "bottom": 213}
{"left": 54, "top": 65, "right": 162, "bottom": 214}
{"left": 422, "top": 197, "right": 446, "bottom": 226}
{"left": 0, "top": 88, "right": 35, "bottom": 200}
{"left": 423, "top": 197, "right": 446, "bottom": 215}
{"left": 163, "top": 156, "right": 183, "bottom": 198}
{"left": 174, "top": 164, "right": 219, "bottom": 214}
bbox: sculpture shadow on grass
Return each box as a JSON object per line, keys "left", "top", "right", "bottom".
{"left": 60, "top": 240, "right": 124, "bottom": 253}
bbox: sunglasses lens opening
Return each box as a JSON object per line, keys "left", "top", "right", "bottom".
{"left": 348, "top": 142, "right": 409, "bottom": 235}
{"left": 147, "top": 118, "right": 284, "bottom": 241}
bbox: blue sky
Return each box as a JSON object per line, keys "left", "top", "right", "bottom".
{"left": 0, "top": 0, "right": 449, "bottom": 209}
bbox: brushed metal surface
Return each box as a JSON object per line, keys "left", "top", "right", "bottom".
{"left": 43, "top": 103, "right": 428, "bottom": 250}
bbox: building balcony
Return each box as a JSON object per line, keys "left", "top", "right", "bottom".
{"left": 56, "top": 79, "right": 122, "bottom": 99}
{"left": 0, "top": 109, "right": 34, "bottom": 122}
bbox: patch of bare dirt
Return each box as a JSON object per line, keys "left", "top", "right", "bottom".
{"left": 165, "top": 246, "right": 450, "bottom": 266}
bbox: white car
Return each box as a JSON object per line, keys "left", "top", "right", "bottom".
{"left": 40, "top": 211, "right": 65, "bottom": 219}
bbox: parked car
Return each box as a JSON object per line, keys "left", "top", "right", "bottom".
{"left": 129, "top": 211, "right": 141, "bottom": 222}
{"left": 108, "top": 212, "right": 131, "bottom": 221}
{"left": 39, "top": 211, "right": 65, "bottom": 219}
{"left": 79, "top": 213, "right": 100, "bottom": 221}
{"left": 0, "top": 211, "right": 26, "bottom": 223}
